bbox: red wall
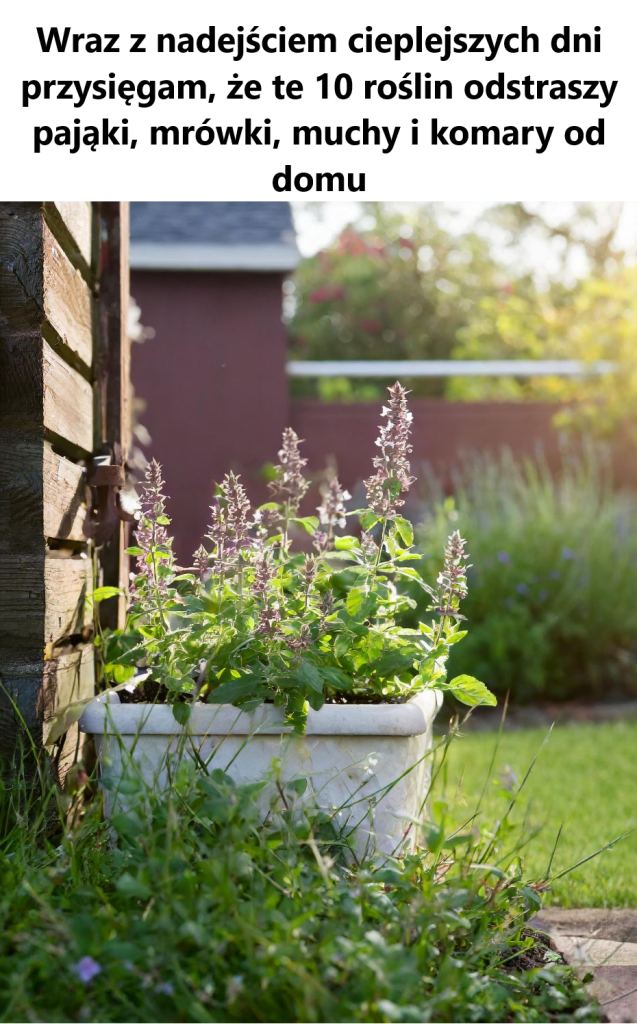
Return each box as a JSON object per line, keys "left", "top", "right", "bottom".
{"left": 132, "top": 272, "right": 636, "bottom": 561}
{"left": 131, "top": 270, "right": 290, "bottom": 562}
{"left": 291, "top": 399, "right": 563, "bottom": 498}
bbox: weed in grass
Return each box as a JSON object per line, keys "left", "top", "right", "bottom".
{"left": 441, "top": 719, "right": 637, "bottom": 908}
{"left": 0, "top": 717, "right": 606, "bottom": 1024}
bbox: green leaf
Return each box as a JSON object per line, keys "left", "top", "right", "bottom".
{"left": 447, "top": 675, "right": 497, "bottom": 707}
{"left": 334, "top": 535, "right": 361, "bottom": 550}
{"left": 346, "top": 587, "right": 366, "bottom": 616}
{"left": 371, "top": 650, "right": 418, "bottom": 678}
{"left": 334, "top": 635, "right": 352, "bottom": 661}
{"left": 284, "top": 692, "right": 308, "bottom": 733}
{"left": 381, "top": 565, "right": 436, "bottom": 595}
{"left": 446, "top": 630, "right": 468, "bottom": 645}
{"left": 295, "top": 659, "right": 323, "bottom": 694}
{"left": 394, "top": 516, "right": 414, "bottom": 547}
{"left": 319, "top": 665, "right": 353, "bottom": 690}
{"left": 116, "top": 873, "right": 152, "bottom": 899}
{"left": 156, "top": 514, "right": 171, "bottom": 525}
{"left": 207, "top": 677, "right": 262, "bottom": 705}
{"left": 111, "top": 814, "right": 144, "bottom": 840}
{"left": 346, "top": 588, "right": 377, "bottom": 620}
{"left": 325, "top": 550, "right": 360, "bottom": 563}
{"left": 285, "top": 778, "right": 308, "bottom": 797}
{"left": 172, "top": 703, "right": 192, "bottom": 726}
{"left": 291, "top": 516, "right": 319, "bottom": 535}
{"left": 92, "top": 586, "right": 122, "bottom": 603}
{"left": 307, "top": 688, "right": 326, "bottom": 711}
{"left": 359, "top": 511, "right": 380, "bottom": 531}
{"left": 125, "top": 546, "right": 144, "bottom": 556}
{"left": 108, "top": 663, "right": 135, "bottom": 685}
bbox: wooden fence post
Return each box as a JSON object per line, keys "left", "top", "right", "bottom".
{"left": 0, "top": 201, "right": 130, "bottom": 775}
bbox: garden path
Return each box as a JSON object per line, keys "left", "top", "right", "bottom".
{"left": 533, "top": 909, "right": 637, "bottom": 1024}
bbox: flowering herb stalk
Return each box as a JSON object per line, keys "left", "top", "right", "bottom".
{"left": 105, "top": 383, "right": 495, "bottom": 731}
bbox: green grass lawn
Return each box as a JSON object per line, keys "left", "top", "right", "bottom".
{"left": 437, "top": 720, "right": 637, "bottom": 908}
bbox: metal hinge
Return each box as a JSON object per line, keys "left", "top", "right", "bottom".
{"left": 85, "top": 445, "right": 136, "bottom": 546}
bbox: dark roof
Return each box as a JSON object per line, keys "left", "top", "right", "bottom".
{"left": 130, "top": 202, "right": 296, "bottom": 247}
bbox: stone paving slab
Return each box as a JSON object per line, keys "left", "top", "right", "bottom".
{"left": 589, "top": 967, "right": 637, "bottom": 1024}
{"left": 532, "top": 910, "right": 637, "bottom": 1023}
{"left": 534, "top": 909, "right": 637, "bottom": 944}
{"left": 551, "top": 935, "right": 637, "bottom": 968}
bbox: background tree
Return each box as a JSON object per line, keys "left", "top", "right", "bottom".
{"left": 288, "top": 203, "right": 506, "bottom": 398}
{"left": 289, "top": 202, "right": 637, "bottom": 436}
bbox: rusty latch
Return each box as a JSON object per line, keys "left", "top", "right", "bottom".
{"left": 85, "top": 450, "right": 136, "bottom": 546}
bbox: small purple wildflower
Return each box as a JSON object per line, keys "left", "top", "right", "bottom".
{"left": 538, "top": 589, "right": 548, "bottom": 601}
{"left": 497, "top": 551, "right": 511, "bottom": 564}
{"left": 71, "top": 956, "right": 102, "bottom": 984}
{"left": 516, "top": 582, "right": 529, "bottom": 596}
{"left": 500, "top": 765, "right": 518, "bottom": 793}
{"left": 549, "top": 570, "right": 560, "bottom": 581}
{"left": 156, "top": 982, "right": 174, "bottom": 996}
{"left": 561, "top": 546, "right": 575, "bottom": 561}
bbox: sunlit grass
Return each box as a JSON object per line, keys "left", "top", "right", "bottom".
{"left": 439, "top": 719, "right": 637, "bottom": 907}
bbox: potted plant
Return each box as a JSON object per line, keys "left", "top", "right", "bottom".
{"left": 81, "top": 382, "right": 495, "bottom": 853}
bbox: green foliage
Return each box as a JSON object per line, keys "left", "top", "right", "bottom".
{"left": 290, "top": 202, "right": 637, "bottom": 439}
{"left": 288, "top": 203, "right": 503, "bottom": 399}
{"left": 451, "top": 261, "right": 637, "bottom": 439}
{"left": 105, "top": 388, "right": 495, "bottom": 731}
{"left": 0, "top": 738, "right": 601, "bottom": 1023}
{"left": 411, "top": 451, "right": 637, "bottom": 702}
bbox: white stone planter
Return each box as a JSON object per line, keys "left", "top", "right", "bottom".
{"left": 80, "top": 690, "right": 442, "bottom": 856}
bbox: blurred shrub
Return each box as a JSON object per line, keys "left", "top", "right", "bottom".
{"left": 411, "top": 450, "right": 637, "bottom": 702}
{"left": 288, "top": 203, "right": 506, "bottom": 400}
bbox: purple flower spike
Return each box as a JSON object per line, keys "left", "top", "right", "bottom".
{"left": 364, "top": 382, "right": 415, "bottom": 517}
{"left": 72, "top": 956, "right": 102, "bottom": 983}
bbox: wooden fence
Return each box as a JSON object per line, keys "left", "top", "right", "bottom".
{"left": 0, "top": 202, "right": 130, "bottom": 773}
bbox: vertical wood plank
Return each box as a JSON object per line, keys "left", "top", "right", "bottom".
{"left": 97, "top": 202, "right": 131, "bottom": 629}
{"left": 48, "top": 202, "right": 92, "bottom": 269}
{"left": 43, "top": 221, "right": 93, "bottom": 368}
{"left": 0, "top": 200, "right": 130, "bottom": 773}
{"left": 0, "top": 202, "right": 101, "bottom": 773}
{"left": 43, "top": 444, "right": 87, "bottom": 543}
{"left": 0, "top": 203, "right": 47, "bottom": 762}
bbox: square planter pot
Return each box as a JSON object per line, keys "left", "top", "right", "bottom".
{"left": 80, "top": 690, "right": 442, "bottom": 856}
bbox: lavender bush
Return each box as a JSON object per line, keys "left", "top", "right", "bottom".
{"left": 105, "top": 383, "right": 495, "bottom": 732}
